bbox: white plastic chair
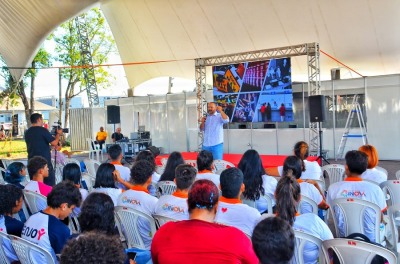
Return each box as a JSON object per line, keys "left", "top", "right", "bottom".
{"left": 81, "top": 173, "right": 94, "bottom": 192}
{"left": 298, "top": 195, "right": 318, "bottom": 215}
{"left": 12, "top": 200, "right": 30, "bottom": 221}
{"left": 153, "top": 214, "right": 179, "bottom": 229}
{"left": 0, "top": 232, "right": 13, "bottom": 264}
{"left": 213, "top": 159, "right": 235, "bottom": 174}
{"left": 156, "top": 181, "right": 177, "bottom": 198}
{"left": 23, "top": 190, "right": 47, "bottom": 215}
{"left": 375, "top": 166, "right": 388, "bottom": 176}
{"left": 386, "top": 204, "right": 400, "bottom": 256}
{"left": 330, "top": 198, "right": 382, "bottom": 244}
{"left": 54, "top": 164, "right": 64, "bottom": 184}
{"left": 290, "top": 230, "right": 324, "bottom": 264}
{"left": 396, "top": 170, "right": 400, "bottom": 180}
{"left": 68, "top": 215, "right": 81, "bottom": 234}
{"left": 184, "top": 159, "right": 197, "bottom": 169}
{"left": 83, "top": 158, "right": 101, "bottom": 178}
{"left": 322, "top": 164, "right": 345, "bottom": 187}
{"left": 9, "top": 235, "right": 56, "bottom": 264}
{"left": 380, "top": 180, "right": 400, "bottom": 207}
{"left": 86, "top": 138, "right": 103, "bottom": 161}
{"left": 114, "top": 206, "right": 157, "bottom": 250}
{"left": 321, "top": 238, "right": 397, "bottom": 264}
{"left": 242, "top": 193, "right": 274, "bottom": 214}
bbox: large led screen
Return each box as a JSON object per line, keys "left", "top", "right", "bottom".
{"left": 213, "top": 58, "right": 293, "bottom": 123}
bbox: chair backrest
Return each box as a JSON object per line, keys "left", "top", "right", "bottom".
{"left": 54, "top": 164, "right": 64, "bottom": 185}
{"left": 23, "top": 190, "right": 47, "bottom": 215}
{"left": 290, "top": 230, "right": 323, "bottom": 264}
{"left": 321, "top": 238, "right": 397, "bottom": 264}
{"left": 379, "top": 180, "right": 400, "bottom": 207}
{"left": 396, "top": 170, "right": 400, "bottom": 180}
{"left": 153, "top": 214, "right": 178, "bottom": 229}
{"left": 374, "top": 166, "right": 388, "bottom": 176}
{"left": 322, "top": 164, "right": 345, "bottom": 186}
{"left": 68, "top": 215, "right": 81, "bottom": 234}
{"left": 81, "top": 173, "right": 94, "bottom": 192}
{"left": 213, "top": 159, "right": 235, "bottom": 174}
{"left": 298, "top": 195, "right": 319, "bottom": 215}
{"left": 0, "top": 232, "right": 12, "bottom": 264}
{"left": 64, "top": 158, "right": 81, "bottom": 167}
{"left": 242, "top": 194, "right": 274, "bottom": 214}
{"left": 9, "top": 235, "right": 56, "bottom": 264}
{"left": 114, "top": 206, "right": 157, "bottom": 250}
{"left": 83, "top": 158, "right": 101, "bottom": 178}
{"left": 156, "top": 181, "right": 177, "bottom": 198}
{"left": 386, "top": 204, "right": 400, "bottom": 253}
{"left": 13, "top": 200, "right": 30, "bottom": 222}
{"left": 330, "top": 198, "right": 381, "bottom": 243}
{"left": 184, "top": 159, "right": 197, "bottom": 169}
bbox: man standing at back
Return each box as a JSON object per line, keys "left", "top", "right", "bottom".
{"left": 25, "top": 113, "right": 62, "bottom": 186}
{"left": 200, "top": 102, "right": 229, "bottom": 160}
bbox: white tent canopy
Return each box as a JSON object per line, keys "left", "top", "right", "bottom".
{"left": 1, "top": 0, "right": 400, "bottom": 88}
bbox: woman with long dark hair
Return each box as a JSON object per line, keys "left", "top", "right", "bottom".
{"left": 159, "top": 151, "right": 184, "bottom": 182}
{"left": 238, "top": 149, "right": 277, "bottom": 213}
{"left": 275, "top": 173, "right": 332, "bottom": 264}
{"left": 92, "top": 163, "right": 122, "bottom": 205}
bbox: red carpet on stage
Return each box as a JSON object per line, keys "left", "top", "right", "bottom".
{"left": 156, "top": 152, "right": 318, "bottom": 168}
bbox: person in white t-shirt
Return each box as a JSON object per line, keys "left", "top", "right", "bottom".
{"left": 108, "top": 144, "right": 131, "bottom": 189}
{"left": 275, "top": 175, "right": 333, "bottom": 264}
{"left": 195, "top": 150, "right": 220, "bottom": 187}
{"left": 215, "top": 167, "right": 261, "bottom": 235}
{"left": 92, "top": 163, "right": 123, "bottom": 206}
{"left": 358, "top": 144, "right": 387, "bottom": 184}
{"left": 116, "top": 160, "right": 158, "bottom": 249}
{"left": 326, "top": 150, "right": 387, "bottom": 243}
{"left": 238, "top": 149, "right": 277, "bottom": 213}
{"left": 154, "top": 164, "right": 197, "bottom": 220}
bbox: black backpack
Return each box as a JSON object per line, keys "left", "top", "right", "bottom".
{"left": 332, "top": 233, "right": 386, "bottom": 264}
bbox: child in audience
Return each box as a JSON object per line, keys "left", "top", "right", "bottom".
{"left": 195, "top": 150, "right": 220, "bottom": 187}
{"left": 25, "top": 156, "right": 52, "bottom": 196}
{"left": 252, "top": 217, "right": 295, "bottom": 264}
{"left": 92, "top": 163, "right": 123, "bottom": 205}
{"left": 4, "top": 161, "right": 27, "bottom": 189}
{"left": 22, "top": 181, "right": 82, "bottom": 263}
{"left": 358, "top": 144, "right": 387, "bottom": 184}
{"left": 136, "top": 150, "right": 160, "bottom": 183}
{"left": 151, "top": 179, "right": 258, "bottom": 264}
{"left": 62, "top": 163, "right": 88, "bottom": 215}
{"left": 326, "top": 150, "right": 387, "bottom": 243}
{"left": 215, "top": 167, "right": 261, "bottom": 235}
{"left": 0, "top": 184, "right": 24, "bottom": 237}
{"left": 108, "top": 144, "right": 131, "bottom": 190}
{"left": 154, "top": 164, "right": 197, "bottom": 220}
{"left": 238, "top": 149, "right": 277, "bottom": 213}
{"left": 117, "top": 160, "right": 158, "bottom": 250}
{"left": 159, "top": 151, "right": 184, "bottom": 182}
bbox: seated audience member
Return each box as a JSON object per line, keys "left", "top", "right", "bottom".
{"left": 151, "top": 179, "right": 258, "bottom": 264}
{"left": 117, "top": 160, "right": 158, "bottom": 250}
{"left": 135, "top": 150, "right": 160, "bottom": 195}
{"left": 238, "top": 149, "right": 277, "bottom": 213}
{"left": 25, "top": 156, "right": 52, "bottom": 196}
{"left": 22, "top": 181, "right": 82, "bottom": 263}
{"left": 78, "top": 192, "right": 117, "bottom": 235}
{"left": 60, "top": 232, "right": 125, "bottom": 264}
{"left": 275, "top": 175, "right": 333, "bottom": 264}
{"left": 326, "top": 150, "right": 387, "bottom": 243}
{"left": 252, "top": 217, "right": 295, "bottom": 264}
{"left": 266, "top": 141, "right": 322, "bottom": 180}
{"left": 195, "top": 150, "right": 220, "bottom": 187}
{"left": 159, "top": 151, "right": 185, "bottom": 182}
{"left": 283, "top": 156, "right": 329, "bottom": 213}
{"left": 95, "top": 126, "right": 107, "bottom": 150}
{"left": 358, "top": 144, "right": 387, "bottom": 184}
{"left": 92, "top": 163, "right": 123, "bottom": 206}
{"left": 108, "top": 144, "right": 131, "bottom": 189}
{"left": 62, "top": 163, "right": 88, "bottom": 215}
{"left": 0, "top": 184, "right": 24, "bottom": 236}
{"left": 215, "top": 167, "right": 261, "bottom": 235}
{"left": 154, "top": 164, "right": 196, "bottom": 220}
{"left": 4, "top": 161, "right": 27, "bottom": 189}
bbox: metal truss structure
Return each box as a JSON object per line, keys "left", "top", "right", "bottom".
{"left": 195, "top": 42, "right": 321, "bottom": 152}
{"left": 75, "top": 15, "right": 100, "bottom": 108}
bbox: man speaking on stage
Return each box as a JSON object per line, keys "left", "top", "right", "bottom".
{"left": 200, "top": 102, "right": 229, "bottom": 160}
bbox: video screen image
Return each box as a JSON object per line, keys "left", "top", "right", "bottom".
{"left": 213, "top": 58, "right": 293, "bottom": 123}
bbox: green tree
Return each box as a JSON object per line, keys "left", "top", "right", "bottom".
{"left": 0, "top": 48, "right": 51, "bottom": 127}
{"left": 52, "top": 8, "right": 116, "bottom": 128}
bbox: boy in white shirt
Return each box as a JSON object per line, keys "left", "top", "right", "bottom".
{"left": 196, "top": 150, "right": 220, "bottom": 187}
{"left": 108, "top": 144, "right": 131, "bottom": 190}
{"left": 215, "top": 167, "right": 261, "bottom": 235}
{"left": 154, "top": 164, "right": 197, "bottom": 220}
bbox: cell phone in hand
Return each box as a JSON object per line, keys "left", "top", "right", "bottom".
{"left": 127, "top": 252, "right": 137, "bottom": 261}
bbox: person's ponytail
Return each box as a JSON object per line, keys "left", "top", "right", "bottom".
{"left": 275, "top": 175, "right": 301, "bottom": 226}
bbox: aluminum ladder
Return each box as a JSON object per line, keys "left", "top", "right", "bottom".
{"left": 337, "top": 94, "right": 368, "bottom": 158}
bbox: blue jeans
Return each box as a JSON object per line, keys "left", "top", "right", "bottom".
{"left": 203, "top": 143, "right": 224, "bottom": 160}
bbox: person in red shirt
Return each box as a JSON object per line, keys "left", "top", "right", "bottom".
{"left": 151, "top": 179, "right": 258, "bottom": 264}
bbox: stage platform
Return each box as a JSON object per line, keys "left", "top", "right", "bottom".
{"left": 156, "top": 152, "right": 319, "bottom": 168}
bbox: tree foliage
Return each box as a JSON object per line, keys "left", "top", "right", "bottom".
{"left": 51, "top": 8, "right": 116, "bottom": 127}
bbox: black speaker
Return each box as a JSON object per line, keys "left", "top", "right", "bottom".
{"left": 309, "top": 95, "right": 326, "bottom": 122}
{"left": 107, "top": 105, "right": 120, "bottom": 124}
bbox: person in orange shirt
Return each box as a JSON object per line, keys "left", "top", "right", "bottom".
{"left": 95, "top": 126, "right": 107, "bottom": 149}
